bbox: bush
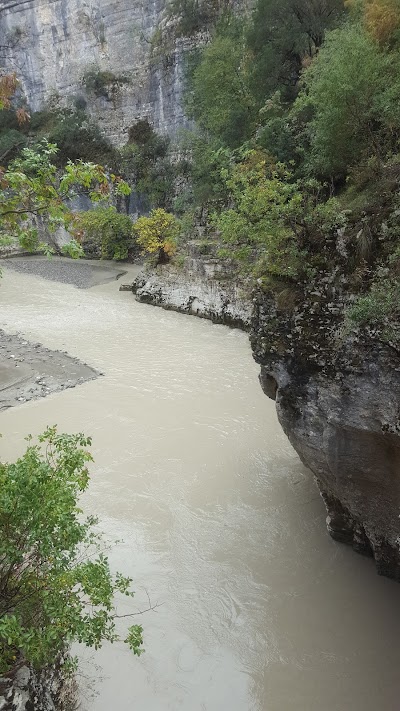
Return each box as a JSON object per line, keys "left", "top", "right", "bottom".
{"left": 0, "top": 128, "right": 26, "bottom": 161}
{"left": 0, "top": 427, "right": 144, "bottom": 674}
{"left": 167, "top": 0, "right": 232, "bottom": 37}
{"left": 295, "top": 22, "right": 400, "bottom": 178}
{"left": 134, "top": 208, "right": 180, "bottom": 264}
{"left": 186, "top": 24, "right": 256, "bottom": 148}
{"left": 176, "top": 131, "right": 231, "bottom": 209}
{"left": 120, "top": 120, "right": 175, "bottom": 209}
{"left": 73, "top": 207, "right": 134, "bottom": 260}
{"left": 47, "top": 109, "right": 115, "bottom": 165}
{"left": 212, "top": 150, "right": 306, "bottom": 278}
{"left": 82, "top": 68, "right": 130, "bottom": 98}
{"left": 346, "top": 270, "right": 400, "bottom": 334}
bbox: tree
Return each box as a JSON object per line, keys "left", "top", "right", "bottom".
{"left": 345, "top": 0, "right": 400, "bottom": 44}
{"left": 295, "top": 21, "right": 400, "bottom": 178}
{"left": 0, "top": 427, "right": 145, "bottom": 675}
{"left": 212, "top": 150, "right": 303, "bottom": 277}
{"left": 365, "top": 0, "right": 400, "bottom": 43}
{"left": 134, "top": 208, "right": 180, "bottom": 263}
{"left": 247, "top": 0, "right": 344, "bottom": 103}
{"left": 0, "top": 140, "right": 130, "bottom": 255}
{"left": 73, "top": 206, "right": 134, "bottom": 260}
{"left": 186, "top": 21, "right": 256, "bottom": 147}
{"left": 213, "top": 149, "right": 346, "bottom": 278}
{"left": 120, "top": 120, "right": 175, "bottom": 210}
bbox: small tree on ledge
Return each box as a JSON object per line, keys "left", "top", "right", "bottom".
{"left": 134, "top": 208, "right": 180, "bottom": 265}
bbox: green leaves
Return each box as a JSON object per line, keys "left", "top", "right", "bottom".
{"left": 294, "top": 21, "right": 400, "bottom": 177}
{"left": 0, "top": 427, "right": 144, "bottom": 673}
{"left": 0, "top": 140, "right": 131, "bottom": 255}
{"left": 212, "top": 151, "right": 304, "bottom": 277}
{"left": 125, "top": 625, "right": 145, "bottom": 656}
{"left": 186, "top": 23, "right": 256, "bottom": 148}
{"left": 72, "top": 206, "right": 134, "bottom": 260}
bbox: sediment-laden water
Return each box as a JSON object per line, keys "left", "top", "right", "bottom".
{"left": 0, "top": 259, "right": 399, "bottom": 711}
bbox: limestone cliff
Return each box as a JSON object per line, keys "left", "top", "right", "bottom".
{"left": 0, "top": 0, "right": 188, "bottom": 144}
{"left": 251, "top": 289, "right": 400, "bottom": 580}
{"left": 134, "top": 242, "right": 253, "bottom": 330}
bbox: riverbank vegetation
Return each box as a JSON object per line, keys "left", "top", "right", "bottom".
{"left": 0, "top": 427, "right": 144, "bottom": 676}
{"left": 0, "top": 139, "right": 130, "bottom": 257}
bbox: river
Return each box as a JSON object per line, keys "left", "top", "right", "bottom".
{"left": 0, "top": 260, "right": 399, "bottom": 711}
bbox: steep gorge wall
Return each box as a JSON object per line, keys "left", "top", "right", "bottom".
{"left": 0, "top": 0, "right": 188, "bottom": 144}
{"left": 251, "top": 291, "right": 400, "bottom": 580}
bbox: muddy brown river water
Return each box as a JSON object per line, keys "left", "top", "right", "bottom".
{"left": 0, "top": 260, "right": 399, "bottom": 711}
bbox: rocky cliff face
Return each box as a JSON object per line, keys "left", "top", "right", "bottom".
{"left": 0, "top": 657, "right": 75, "bottom": 711}
{"left": 0, "top": 0, "right": 188, "bottom": 144}
{"left": 251, "top": 290, "right": 400, "bottom": 580}
{"left": 134, "top": 242, "right": 253, "bottom": 330}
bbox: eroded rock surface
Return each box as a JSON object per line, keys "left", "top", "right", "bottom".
{"left": 134, "top": 245, "right": 252, "bottom": 330}
{"left": 0, "top": 0, "right": 189, "bottom": 144}
{"left": 0, "top": 659, "right": 75, "bottom": 711}
{"left": 252, "top": 291, "right": 400, "bottom": 580}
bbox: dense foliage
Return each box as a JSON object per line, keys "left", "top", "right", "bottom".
{"left": 120, "top": 120, "right": 176, "bottom": 211}
{"left": 73, "top": 207, "right": 134, "bottom": 260}
{"left": 134, "top": 208, "right": 180, "bottom": 264}
{"left": 0, "top": 140, "right": 130, "bottom": 255}
{"left": 166, "top": 0, "right": 400, "bottom": 342}
{"left": 0, "top": 427, "right": 144, "bottom": 674}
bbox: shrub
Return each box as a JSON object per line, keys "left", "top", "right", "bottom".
{"left": 0, "top": 128, "right": 26, "bottom": 161}
{"left": 186, "top": 25, "right": 256, "bottom": 148}
{"left": 73, "top": 207, "right": 134, "bottom": 260}
{"left": 295, "top": 22, "right": 400, "bottom": 178}
{"left": 212, "top": 151, "right": 306, "bottom": 278}
{"left": 120, "top": 120, "right": 175, "bottom": 209}
{"left": 82, "top": 68, "right": 130, "bottom": 98}
{"left": 0, "top": 427, "right": 144, "bottom": 674}
{"left": 167, "top": 0, "right": 232, "bottom": 37}
{"left": 344, "top": 269, "right": 400, "bottom": 343}
{"left": 134, "top": 208, "right": 180, "bottom": 264}
{"left": 73, "top": 94, "right": 87, "bottom": 111}
{"left": 47, "top": 109, "right": 115, "bottom": 165}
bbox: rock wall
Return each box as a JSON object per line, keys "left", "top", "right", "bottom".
{"left": 0, "top": 658, "right": 75, "bottom": 711}
{"left": 134, "top": 244, "right": 252, "bottom": 330}
{"left": 0, "top": 0, "right": 189, "bottom": 144}
{"left": 251, "top": 291, "right": 400, "bottom": 580}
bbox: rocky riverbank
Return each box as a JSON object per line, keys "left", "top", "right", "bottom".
{"left": 0, "top": 657, "right": 76, "bottom": 711}
{"left": 0, "top": 330, "right": 98, "bottom": 411}
{"left": 251, "top": 288, "right": 400, "bottom": 581}
{"left": 133, "top": 243, "right": 253, "bottom": 330}
{"left": 0, "top": 257, "right": 132, "bottom": 410}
